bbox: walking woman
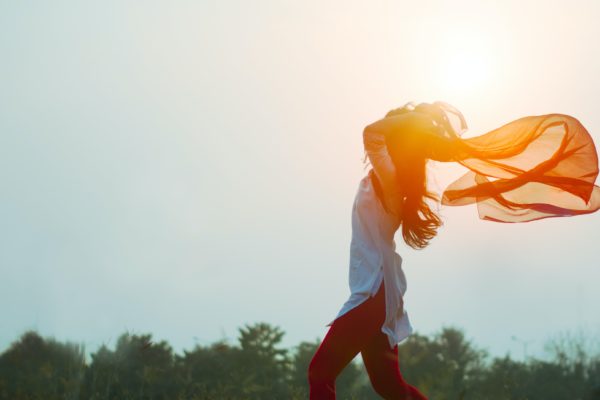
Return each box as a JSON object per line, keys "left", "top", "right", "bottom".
{"left": 307, "top": 101, "right": 600, "bottom": 399}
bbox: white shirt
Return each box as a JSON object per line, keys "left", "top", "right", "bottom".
{"left": 327, "top": 129, "right": 413, "bottom": 349}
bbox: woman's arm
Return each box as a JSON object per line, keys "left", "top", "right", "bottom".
{"left": 363, "top": 111, "right": 440, "bottom": 214}
{"left": 362, "top": 126, "right": 402, "bottom": 215}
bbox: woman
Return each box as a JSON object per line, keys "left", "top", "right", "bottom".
{"left": 307, "top": 101, "right": 600, "bottom": 399}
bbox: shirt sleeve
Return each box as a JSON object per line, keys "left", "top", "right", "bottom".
{"left": 363, "top": 129, "right": 401, "bottom": 215}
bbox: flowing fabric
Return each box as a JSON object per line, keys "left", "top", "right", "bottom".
{"left": 431, "top": 112, "right": 600, "bottom": 222}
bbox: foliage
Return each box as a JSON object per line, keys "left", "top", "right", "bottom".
{"left": 0, "top": 324, "right": 599, "bottom": 400}
{"left": 397, "top": 327, "right": 487, "bottom": 399}
{"left": 0, "top": 331, "right": 85, "bottom": 400}
{"left": 78, "top": 332, "right": 176, "bottom": 400}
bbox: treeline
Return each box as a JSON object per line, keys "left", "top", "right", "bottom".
{"left": 0, "top": 323, "right": 599, "bottom": 400}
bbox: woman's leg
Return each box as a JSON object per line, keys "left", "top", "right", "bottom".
{"left": 361, "top": 332, "right": 428, "bottom": 400}
{"left": 308, "top": 283, "right": 386, "bottom": 399}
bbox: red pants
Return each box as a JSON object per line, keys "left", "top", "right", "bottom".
{"left": 308, "top": 281, "right": 427, "bottom": 400}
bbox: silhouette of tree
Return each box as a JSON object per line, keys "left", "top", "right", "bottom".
{"left": 78, "top": 332, "right": 176, "bottom": 400}
{"left": 290, "top": 339, "right": 319, "bottom": 389}
{"left": 176, "top": 339, "right": 243, "bottom": 399}
{"left": 0, "top": 331, "right": 85, "bottom": 400}
{"left": 2, "top": 324, "right": 600, "bottom": 399}
{"left": 176, "top": 322, "right": 292, "bottom": 399}
{"left": 397, "top": 327, "right": 486, "bottom": 399}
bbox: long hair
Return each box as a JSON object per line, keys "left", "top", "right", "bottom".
{"left": 367, "top": 101, "right": 465, "bottom": 249}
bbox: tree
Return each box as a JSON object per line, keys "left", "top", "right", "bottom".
{"left": 78, "top": 332, "right": 176, "bottom": 400}
{"left": 2, "top": 324, "right": 600, "bottom": 399}
{"left": 177, "top": 322, "right": 293, "bottom": 399}
{"left": 0, "top": 331, "right": 85, "bottom": 400}
{"left": 236, "top": 322, "right": 291, "bottom": 399}
{"left": 176, "top": 339, "right": 246, "bottom": 399}
{"left": 397, "top": 327, "right": 486, "bottom": 400}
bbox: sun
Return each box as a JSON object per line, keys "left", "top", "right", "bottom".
{"left": 434, "top": 31, "right": 494, "bottom": 94}
{"left": 444, "top": 51, "right": 489, "bottom": 90}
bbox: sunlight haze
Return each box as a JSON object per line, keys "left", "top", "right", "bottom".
{"left": 1, "top": 0, "right": 599, "bottom": 361}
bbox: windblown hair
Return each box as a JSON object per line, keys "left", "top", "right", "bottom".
{"left": 367, "top": 101, "right": 462, "bottom": 250}
{"left": 397, "top": 155, "right": 442, "bottom": 250}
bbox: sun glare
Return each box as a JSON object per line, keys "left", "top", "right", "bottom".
{"left": 444, "top": 51, "right": 489, "bottom": 90}
{"left": 434, "top": 31, "right": 494, "bottom": 94}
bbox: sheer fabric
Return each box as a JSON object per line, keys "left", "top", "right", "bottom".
{"left": 429, "top": 112, "right": 600, "bottom": 222}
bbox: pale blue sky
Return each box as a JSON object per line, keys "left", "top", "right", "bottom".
{"left": 1, "top": 0, "right": 600, "bottom": 360}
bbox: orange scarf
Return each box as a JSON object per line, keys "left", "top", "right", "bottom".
{"left": 439, "top": 114, "right": 600, "bottom": 222}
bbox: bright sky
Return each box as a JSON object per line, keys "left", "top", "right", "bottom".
{"left": 1, "top": 0, "right": 600, "bottom": 361}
